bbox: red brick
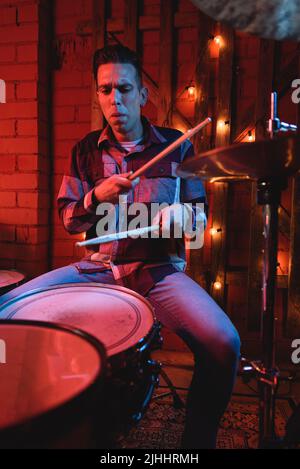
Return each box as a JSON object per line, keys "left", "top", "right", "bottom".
{"left": 16, "top": 225, "right": 49, "bottom": 244}
{"left": 55, "top": 0, "right": 87, "bottom": 18}
{"left": 17, "top": 192, "right": 38, "bottom": 208}
{"left": 0, "top": 155, "right": 16, "bottom": 172}
{"left": 0, "top": 82, "right": 15, "bottom": 102}
{"left": 0, "top": 24, "right": 38, "bottom": 43}
{"left": 0, "top": 207, "right": 39, "bottom": 224}
{"left": 17, "top": 155, "right": 38, "bottom": 171}
{"left": 1, "top": 63, "right": 38, "bottom": 82}
{"left": 53, "top": 240, "right": 75, "bottom": 258}
{"left": 52, "top": 257, "right": 76, "bottom": 269}
{"left": 15, "top": 259, "right": 49, "bottom": 278}
{"left": 16, "top": 82, "right": 37, "bottom": 100}
{"left": 54, "top": 158, "right": 67, "bottom": 175}
{"left": 17, "top": 43, "right": 37, "bottom": 62}
{"left": 0, "top": 242, "right": 48, "bottom": 261}
{"left": 0, "top": 224, "right": 15, "bottom": 241}
{"left": 0, "top": 6, "right": 17, "bottom": 25}
{"left": 53, "top": 140, "right": 73, "bottom": 158}
{"left": 54, "top": 88, "right": 90, "bottom": 106}
{"left": 76, "top": 105, "right": 90, "bottom": 122}
{"left": 17, "top": 192, "right": 49, "bottom": 209}
{"left": 0, "top": 192, "right": 16, "bottom": 208}
{"left": 55, "top": 17, "right": 80, "bottom": 35}
{"left": 0, "top": 45, "right": 16, "bottom": 62}
{"left": 0, "top": 174, "right": 38, "bottom": 190}
{"left": 1, "top": 137, "right": 38, "bottom": 154}
{"left": 1, "top": 120, "right": 16, "bottom": 136}
{"left": 17, "top": 119, "right": 38, "bottom": 136}
{"left": 0, "top": 101, "right": 37, "bottom": 118}
{"left": 53, "top": 106, "right": 75, "bottom": 123}
{"left": 54, "top": 123, "right": 89, "bottom": 141}
{"left": 53, "top": 71, "right": 83, "bottom": 89}
{"left": 18, "top": 4, "right": 38, "bottom": 23}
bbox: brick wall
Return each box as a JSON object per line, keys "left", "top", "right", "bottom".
{"left": 0, "top": 0, "right": 51, "bottom": 278}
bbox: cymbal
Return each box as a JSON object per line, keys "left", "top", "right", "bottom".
{"left": 176, "top": 135, "right": 300, "bottom": 182}
{"left": 191, "top": 0, "right": 300, "bottom": 41}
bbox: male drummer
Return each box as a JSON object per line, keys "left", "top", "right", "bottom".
{"left": 0, "top": 45, "right": 240, "bottom": 449}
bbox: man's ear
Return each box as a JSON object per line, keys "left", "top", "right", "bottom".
{"left": 140, "top": 87, "right": 148, "bottom": 107}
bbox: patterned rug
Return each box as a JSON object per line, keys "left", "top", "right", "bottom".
{"left": 117, "top": 390, "right": 291, "bottom": 449}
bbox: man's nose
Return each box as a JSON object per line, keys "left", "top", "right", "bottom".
{"left": 110, "top": 88, "right": 122, "bottom": 105}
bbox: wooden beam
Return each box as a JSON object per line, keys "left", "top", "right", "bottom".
{"left": 90, "top": 0, "right": 106, "bottom": 131}
{"left": 247, "top": 39, "right": 275, "bottom": 332}
{"left": 158, "top": 0, "right": 174, "bottom": 126}
{"left": 187, "top": 11, "right": 214, "bottom": 282}
{"left": 77, "top": 13, "right": 198, "bottom": 37}
{"left": 124, "top": 0, "right": 138, "bottom": 51}
{"left": 287, "top": 47, "right": 300, "bottom": 335}
{"left": 211, "top": 23, "right": 234, "bottom": 308}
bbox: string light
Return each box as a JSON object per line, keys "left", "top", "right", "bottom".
{"left": 210, "top": 227, "right": 222, "bottom": 236}
{"left": 186, "top": 84, "right": 196, "bottom": 100}
{"left": 214, "top": 35, "right": 222, "bottom": 46}
{"left": 217, "top": 120, "right": 230, "bottom": 131}
{"left": 248, "top": 131, "right": 254, "bottom": 142}
{"left": 213, "top": 281, "right": 222, "bottom": 290}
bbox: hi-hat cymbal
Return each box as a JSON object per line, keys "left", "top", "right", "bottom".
{"left": 191, "top": 0, "right": 300, "bottom": 41}
{"left": 176, "top": 135, "right": 300, "bottom": 181}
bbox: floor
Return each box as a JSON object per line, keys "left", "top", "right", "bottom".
{"left": 152, "top": 349, "right": 300, "bottom": 408}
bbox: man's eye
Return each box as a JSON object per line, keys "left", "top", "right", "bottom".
{"left": 119, "top": 86, "right": 131, "bottom": 93}
{"left": 99, "top": 88, "right": 111, "bottom": 95}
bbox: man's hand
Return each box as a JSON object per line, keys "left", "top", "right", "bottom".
{"left": 93, "top": 171, "right": 139, "bottom": 204}
{"left": 152, "top": 203, "right": 193, "bottom": 237}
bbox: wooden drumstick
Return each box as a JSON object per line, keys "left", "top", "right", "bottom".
{"left": 127, "top": 117, "right": 212, "bottom": 181}
{"left": 76, "top": 225, "right": 160, "bottom": 247}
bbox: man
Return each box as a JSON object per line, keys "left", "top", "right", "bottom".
{"left": 0, "top": 45, "right": 240, "bottom": 449}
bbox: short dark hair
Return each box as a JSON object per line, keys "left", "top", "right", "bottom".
{"left": 93, "top": 45, "right": 142, "bottom": 89}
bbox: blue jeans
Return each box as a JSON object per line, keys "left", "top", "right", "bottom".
{"left": 0, "top": 263, "right": 241, "bottom": 449}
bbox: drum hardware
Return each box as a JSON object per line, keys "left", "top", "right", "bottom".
{"left": 268, "top": 91, "right": 297, "bottom": 138}
{"left": 176, "top": 91, "right": 300, "bottom": 448}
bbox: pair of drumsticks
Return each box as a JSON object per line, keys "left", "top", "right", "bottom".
{"left": 77, "top": 117, "right": 211, "bottom": 247}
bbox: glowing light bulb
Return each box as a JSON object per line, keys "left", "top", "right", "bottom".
{"left": 214, "top": 35, "right": 223, "bottom": 46}
{"left": 248, "top": 131, "right": 254, "bottom": 142}
{"left": 210, "top": 227, "right": 222, "bottom": 236}
{"left": 213, "top": 281, "right": 222, "bottom": 290}
{"left": 187, "top": 85, "right": 196, "bottom": 99}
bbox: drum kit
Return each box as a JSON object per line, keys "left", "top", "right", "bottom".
{"left": 1, "top": 0, "right": 300, "bottom": 449}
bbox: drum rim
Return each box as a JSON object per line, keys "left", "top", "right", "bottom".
{"left": 0, "top": 282, "right": 156, "bottom": 320}
{"left": 0, "top": 318, "right": 107, "bottom": 434}
{"left": 0, "top": 269, "right": 26, "bottom": 288}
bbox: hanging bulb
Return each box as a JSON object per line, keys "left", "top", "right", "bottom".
{"left": 210, "top": 227, "right": 222, "bottom": 236}
{"left": 248, "top": 131, "right": 254, "bottom": 142}
{"left": 213, "top": 281, "right": 222, "bottom": 290}
{"left": 187, "top": 84, "right": 196, "bottom": 100}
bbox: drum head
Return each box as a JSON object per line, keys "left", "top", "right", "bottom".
{"left": 0, "top": 270, "right": 25, "bottom": 289}
{"left": 0, "top": 320, "right": 106, "bottom": 431}
{"left": 0, "top": 283, "right": 155, "bottom": 357}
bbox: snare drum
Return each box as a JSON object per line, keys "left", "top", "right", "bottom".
{"left": 0, "top": 283, "right": 161, "bottom": 438}
{"left": 0, "top": 319, "right": 106, "bottom": 449}
{"left": 0, "top": 270, "right": 25, "bottom": 295}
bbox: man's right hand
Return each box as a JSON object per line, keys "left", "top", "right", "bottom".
{"left": 93, "top": 171, "right": 138, "bottom": 204}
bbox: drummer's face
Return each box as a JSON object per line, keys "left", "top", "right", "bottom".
{"left": 96, "top": 63, "right": 148, "bottom": 140}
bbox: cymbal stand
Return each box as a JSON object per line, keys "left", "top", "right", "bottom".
{"left": 242, "top": 92, "right": 297, "bottom": 447}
